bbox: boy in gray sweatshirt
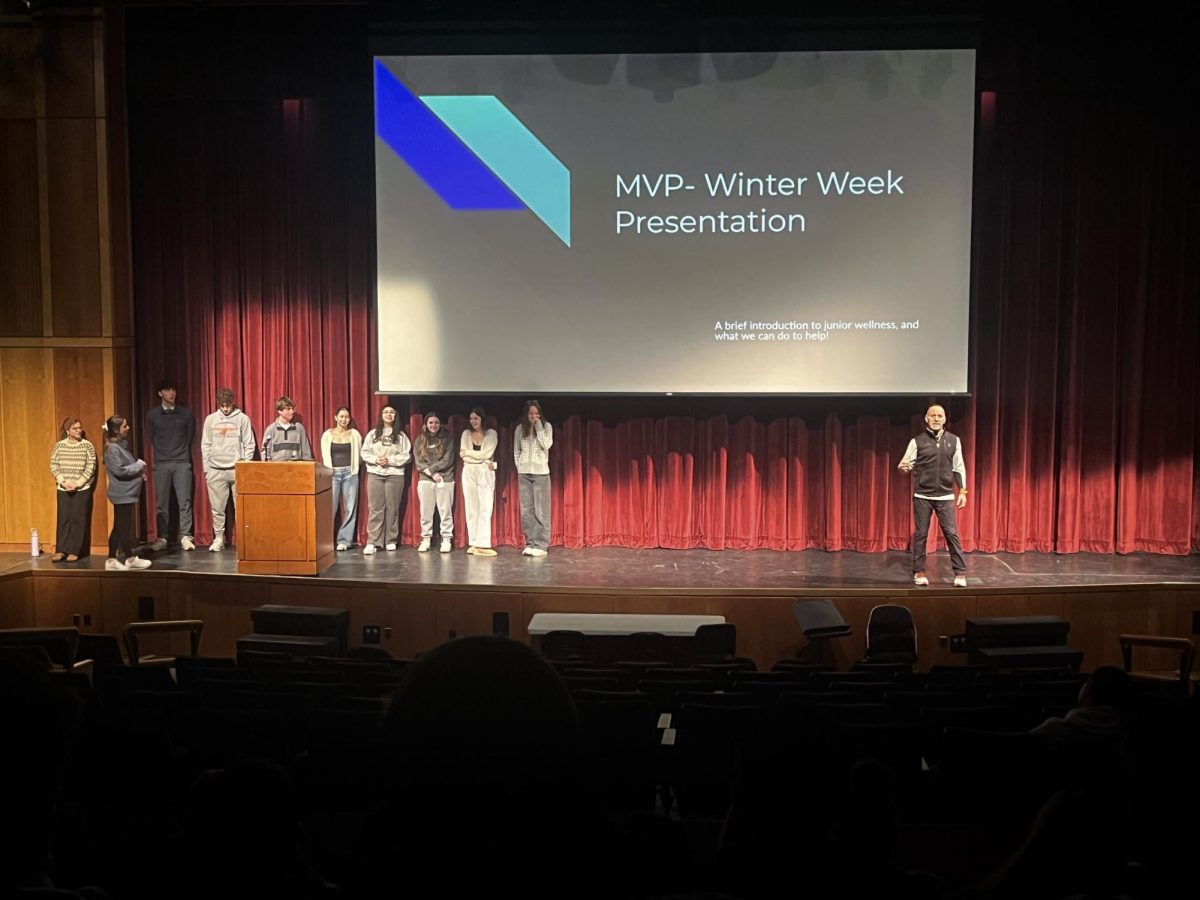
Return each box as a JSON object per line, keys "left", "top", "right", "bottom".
{"left": 200, "top": 387, "right": 256, "bottom": 551}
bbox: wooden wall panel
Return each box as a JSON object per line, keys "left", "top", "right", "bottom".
{"left": 0, "top": 120, "right": 43, "bottom": 336}
{"left": 46, "top": 117, "right": 102, "bottom": 337}
{"left": 105, "top": 122, "right": 133, "bottom": 336}
{"left": 435, "top": 590, "right": 525, "bottom": 644}
{"left": 41, "top": 19, "right": 97, "bottom": 119}
{"left": 0, "top": 349, "right": 58, "bottom": 545}
{"left": 345, "top": 585, "right": 434, "bottom": 660}
{"left": 1063, "top": 590, "right": 1150, "bottom": 669}
{"left": 190, "top": 579, "right": 260, "bottom": 657}
{"left": 902, "top": 592, "right": 977, "bottom": 670}
{"left": 715, "top": 594, "right": 808, "bottom": 668}
{"left": 0, "top": 27, "right": 40, "bottom": 118}
{"left": 0, "top": 577, "right": 35, "bottom": 628}
{"left": 33, "top": 575, "right": 103, "bottom": 630}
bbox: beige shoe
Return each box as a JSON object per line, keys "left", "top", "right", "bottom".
{"left": 466, "top": 546, "right": 477, "bottom": 555}
{"left": 474, "top": 547, "right": 497, "bottom": 557}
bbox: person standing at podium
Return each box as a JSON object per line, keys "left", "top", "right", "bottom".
{"left": 414, "top": 411, "right": 456, "bottom": 553}
{"left": 262, "top": 396, "right": 313, "bottom": 461}
{"left": 361, "top": 405, "right": 410, "bottom": 555}
{"left": 320, "top": 406, "right": 362, "bottom": 552}
{"left": 200, "top": 387, "right": 255, "bottom": 552}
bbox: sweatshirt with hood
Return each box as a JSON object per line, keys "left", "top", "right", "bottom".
{"left": 201, "top": 406, "right": 256, "bottom": 472}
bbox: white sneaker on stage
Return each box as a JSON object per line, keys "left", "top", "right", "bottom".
{"left": 151, "top": 538, "right": 168, "bottom": 552}
{"left": 386, "top": 542, "right": 398, "bottom": 551}
{"left": 527, "top": 548, "right": 547, "bottom": 558}
{"left": 440, "top": 539, "right": 452, "bottom": 553}
{"left": 336, "top": 542, "right": 348, "bottom": 551}
{"left": 209, "top": 538, "right": 224, "bottom": 552}
{"left": 125, "top": 556, "right": 152, "bottom": 570}
{"left": 105, "top": 558, "right": 126, "bottom": 571}
{"left": 417, "top": 539, "right": 431, "bottom": 552}
{"left": 522, "top": 547, "right": 533, "bottom": 556}
{"left": 953, "top": 575, "right": 968, "bottom": 587}
{"left": 363, "top": 544, "right": 376, "bottom": 555}
{"left": 181, "top": 536, "right": 196, "bottom": 551}
{"left": 913, "top": 571, "right": 929, "bottom": 586}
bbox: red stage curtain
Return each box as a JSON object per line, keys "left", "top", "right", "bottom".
{"left": 127, "top": 12, "right": 1199, "bottom": 555}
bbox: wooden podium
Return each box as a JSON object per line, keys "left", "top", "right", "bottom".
{"left": 235, "top": 461, "right": 334, "bottom": 576}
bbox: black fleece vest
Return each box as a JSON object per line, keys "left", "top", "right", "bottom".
{"left": 913, "top": 429, "right": 960, "bottom": 495}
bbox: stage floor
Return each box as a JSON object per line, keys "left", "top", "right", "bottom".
{"left": 5, "top": 546, "right": 1199, "bottom": 593}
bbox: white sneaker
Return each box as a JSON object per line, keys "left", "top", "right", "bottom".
{"left": 417, "top": 539, "right": 431, "bottom": 552}
{"left": 336, "top": 542, "right": 348, "bottom": 551}
{"left": 105, "top": 558, "right": 126, "bottom": 571}
{"left": 125, "top": 556, "right": 152, "bottom": 570}
{"left": 954, "top": 575, "right": 968, "bottom": 587}
{"left": 522, "top": 546, "right": 533, "bottom": 556}
{"left": 181, "top": 536, "right": 196, "bottom": 551}
{"left": 363, "top": 543, "right": 376, "bottom": 555}
{"left": 527, "top": 548, "right": 547, "bottom": 558}
{"left": 386, "top": 542, "right": 398, "bottom": 551}
{"left": 913, "top": 572, "right": 929, "bottom": 586}
{"left": 440, "top": 539, "right": 452, "bottom": 553}
{"left": 151, "top": 538, "right": 168, "bottom": 552}
{"left": 210, "top": 538, "right": 224, "bottom": 552}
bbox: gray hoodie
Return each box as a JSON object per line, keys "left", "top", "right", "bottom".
{"left": 201, "top": 407, "right": 256, "bottom": 472}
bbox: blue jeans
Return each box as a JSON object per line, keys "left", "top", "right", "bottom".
{"left": 332, "top": 468, "right": 360, "bottom": 546}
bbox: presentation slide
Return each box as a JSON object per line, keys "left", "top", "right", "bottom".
{"left": 374, "top": 50, "right": 976, "bottom": 394}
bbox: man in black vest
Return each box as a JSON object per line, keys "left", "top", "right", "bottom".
{"left": 898, "top": 404, "right": 968, "bottom": 586}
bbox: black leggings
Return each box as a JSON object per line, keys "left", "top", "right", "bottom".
{"left": 108, "top": 503, "right": 135, "bottom": 559}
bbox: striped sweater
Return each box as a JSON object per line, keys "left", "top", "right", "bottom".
{"left": 50, "top": 438, "right": 97, "bottom": 491}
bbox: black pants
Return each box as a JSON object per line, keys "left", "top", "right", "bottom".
{"left": 912, "top": 496, "right": 966, "bottom": 574}
{"left": 108, "top": 502, "right": 135, "bottom": 559}
{"left": 56, "top": 489, "right": 91, "bottom": 557}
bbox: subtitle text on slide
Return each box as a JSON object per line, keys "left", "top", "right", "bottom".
{"left": 712, "top": 319, "right": 921, "bottom": 342}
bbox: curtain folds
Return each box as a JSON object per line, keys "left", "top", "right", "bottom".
{"left": 128, "top": 15, "right": 1199, "bottom": 554}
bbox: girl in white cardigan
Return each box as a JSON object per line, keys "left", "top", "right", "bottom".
{"left": 459, "top": 407, "right": 499, "bottom": 556}
{"left": 320, "top": 406, "right": 363, "bottom": 551}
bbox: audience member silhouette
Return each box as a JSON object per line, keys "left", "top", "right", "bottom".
{"left": 345, "top": 636, "right": 614, "bottom": 898}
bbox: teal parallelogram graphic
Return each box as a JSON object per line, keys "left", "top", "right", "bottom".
{"left": 420, "top": 95, "right": 571, "bottom": 247}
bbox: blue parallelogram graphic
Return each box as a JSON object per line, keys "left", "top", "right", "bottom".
{"left": 374, "top": 61, "right": 571, "bottom": 246}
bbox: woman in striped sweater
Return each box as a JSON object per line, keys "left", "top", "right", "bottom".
{"left": 49, "top": 417, "right": 97, "bottom": 562}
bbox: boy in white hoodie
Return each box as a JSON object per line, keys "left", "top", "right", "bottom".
{"left": 200, "top": 387, "right": 256, "bottom": 551}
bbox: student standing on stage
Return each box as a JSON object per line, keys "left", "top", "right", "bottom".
{"left": 321, "top": 406, "right": 362, "bottom": 552}
{"left": 262, "top": 396, "right": 313, "bottom": 461}
{"left": 200, "top": 387, "right": 256, "bottom": 552}
{"left": 897, "top": 403, "right": 968, "bottom": 587}
{"left": 460, "top": 407, "right": 498, "bottom": 557}
{"left": 102, "top": 415, "right": 152, "bottom": 570}
{"left": 514, "top": 399, "right": 553, "bottom": 557}
{"left": 414, "top": 411, "right": 455, "bottom": 553}
{"left": 49, "top": 418, "right": 97, "bottom": 562}
{"left": 146, "top": 380, "right": 195, "bottom": 551}
{"left": 361, "top": 405, "right": 410, "bottom": 555}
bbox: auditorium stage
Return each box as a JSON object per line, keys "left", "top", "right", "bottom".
{"left": 3, "top": 548, "right": 1198, "bottom": 670}
{"left": 5, "top": 546, "right": 1200, "bottom": 592}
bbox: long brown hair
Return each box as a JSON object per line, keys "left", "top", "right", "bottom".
{"left": 59, "top": 417, "right": 82, "bottom": 440}
{"left": 370, "top": 406, "right": 397, "bottom": 443}
{"left": 518, "top": 400, "right": 545, "bottom": 440}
